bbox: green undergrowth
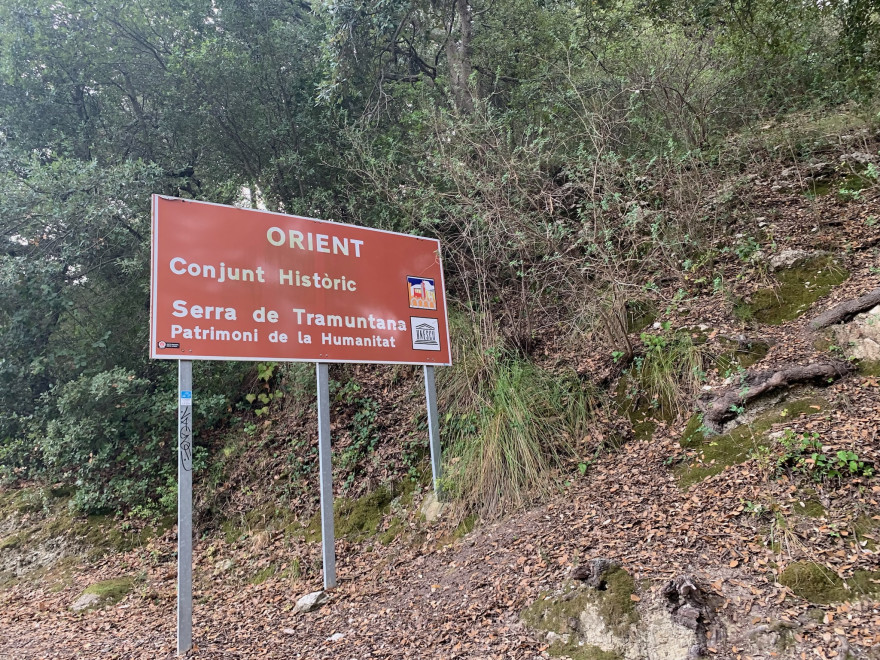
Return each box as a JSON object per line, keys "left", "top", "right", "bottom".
{"left": 804, "top": 164, "right": 879, "bottom": 201}
{"left": 522, "top": 566, "right": 638, "bottom": 648}
{"left": 737, "top": 257, "right": 849, "bottom": 325}
{"left": 304, "top": 480, "right": 415, "bottom": 544}
{"left": 676, "top": 397, "right": 831, "bottom": 488}
{"left": 779, "top": 562, "right": 880, "bottom": 604}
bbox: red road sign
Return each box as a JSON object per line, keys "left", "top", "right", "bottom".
{"left": 150, "top": 196, "right": 451, "bottom": 365}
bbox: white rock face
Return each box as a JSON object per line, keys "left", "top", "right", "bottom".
{"left": 527, "top": 589, "right": 699, "bottom": 660}
{"left": 293, "top": 590, "right": 330, "bottom": 614}
{"left": 643, "top": 607, "right": 700, "bottom": 660}
{"left": 834, "top": 305, "right": 880, "bottom": 361}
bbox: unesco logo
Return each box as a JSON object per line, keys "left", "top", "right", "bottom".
{"left": 410, "top": 317, "right": 440, "bottom": 351}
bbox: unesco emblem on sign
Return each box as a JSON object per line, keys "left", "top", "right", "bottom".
{"left": 410, "top": 317, "right": 440, "bottom": 351}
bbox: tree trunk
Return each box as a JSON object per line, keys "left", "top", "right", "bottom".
{"left": 445, "top": 0, "right": 474, "bottom": 113}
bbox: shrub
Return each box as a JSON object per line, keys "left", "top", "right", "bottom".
{"left": 41, "top": 367, "right": 174, "bottom": 514}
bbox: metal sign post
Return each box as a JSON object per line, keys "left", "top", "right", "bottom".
{"left": 177, "top": 360, "right": 194, "bottom": 654}
{"left": 423, "top": 365, "right": 442, "bottom": 498}
{"left": 316, "top": 363, "right": 337, "bottom": 589}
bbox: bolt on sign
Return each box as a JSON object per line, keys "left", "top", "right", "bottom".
{"left": 150, "top": 196, "right": 451, "bottom": 365}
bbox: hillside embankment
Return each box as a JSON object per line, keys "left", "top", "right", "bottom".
{"left": 2, "top": 118, "right": 880, "bottom": 660}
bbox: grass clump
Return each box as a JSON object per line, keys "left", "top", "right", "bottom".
{"left": 779, "top": 562, "right": 880, "bottom": 604}
{"left": 623, "top": 330, "right": 707, "bottom": 423}
{"left": 442, "top": 358, "right": 593, "bottom": 519}
{"left": 440, "top": 314, "right": 595, "bottom": 519}
{"left": 856, "top": 360, "right": 880, "bottom": 377}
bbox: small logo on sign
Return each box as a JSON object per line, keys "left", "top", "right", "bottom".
{"left": 179, "top": 390, "right": 193, "bottom": 406}
{"left": 410, "top": 317, "right": 441, "bottom": 351}
{"left": 158, "top": 341, "right": 180, "bottom": 349}
{"left": 407, "top": 276, "right": 437, "bottom": 310}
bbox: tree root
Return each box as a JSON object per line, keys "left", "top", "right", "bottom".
{"left": 703, "top": 362, "right": 851, "bottom": 432}
{"left": 810, "top": 286, "right": 880, "bottom": 329}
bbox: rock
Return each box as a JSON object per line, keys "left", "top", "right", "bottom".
{"left": 545, "top": 631, "right": 567, "bottom": 645}
{"left": 840, "top": 151, "right": 877, "bottom": 165}
{"left": 327, "top": 632, "right": 344, "bottom": 642}
{"left": 282, "top": 628, "right": 296, "bottom": 635}
{"left": 293, "top": 590, "right": 330, "bottom": 614}
{"left": 770, "top": 249, "right": 825, "bottom": 270}
{"left": 220, "top": 558, "right": 235, "bottom": 572}
{"left": 833, "top": 305, "right": 880, "bottom": 361}
{"left": 570, "top": 558, "right": 619, "bottom": 587}
{"left": 420, "top": 493, "right": 445, "bottom": 523}
{"left": 70, "top": 593, "right": 102, "bottom": 612}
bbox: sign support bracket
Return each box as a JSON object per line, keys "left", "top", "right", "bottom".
{"left": 316, "top": 362, "right": 337, "bottom": 589}
{"left": 177, "top": 360, "right": 193, "bottom": 655}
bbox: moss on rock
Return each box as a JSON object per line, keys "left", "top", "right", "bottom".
{"left": 740, "top": 256, "right": 849, "bottom": 325}
{"left": 596, "top": 566, "right": 639, "bottom": 637}
{"left": 675, "top": 397, "right": 830, "bottom": 488}
{"left": 779, "top": 561, "right": 880, "bottom": 604}
{"left": 548, "top": 640, "right": 623, "bottom": 660}
{"left": 74, "top": 577, "right": 135, "bottom": 610}
{"left": 853, "top": 514, "right": 879, "bottom": 551}
{"left": 522, "top": 566, "right": 639, "bottom": 653}
{"left": 795, "top": 498, "right": 826, "bottom": 518}
{"left": 305, "top": 481, "right": 415, "bottom": 543}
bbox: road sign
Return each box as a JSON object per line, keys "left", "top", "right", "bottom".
{"left": 150, "top": 196, "right": 451, "bottom": 365}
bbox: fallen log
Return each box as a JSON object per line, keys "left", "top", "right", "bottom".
{"left": 703, "top": 361, "right": 850, "bottom": 432}
{"left": 810, "top": 287, "right": 880, "bottom": 329}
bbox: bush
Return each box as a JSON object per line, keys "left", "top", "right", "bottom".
{"left": 41, "top": 367, "right": 174, "bottom": 514}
